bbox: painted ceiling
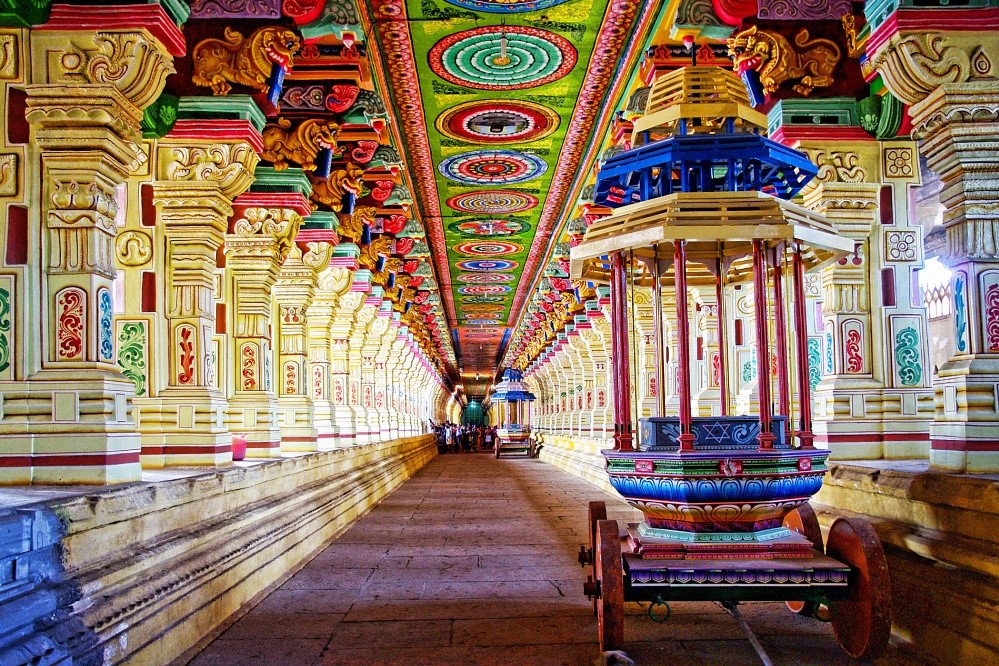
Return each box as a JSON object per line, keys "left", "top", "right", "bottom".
{"left": 361, "top": 0, "right": 657, "bottom": 396}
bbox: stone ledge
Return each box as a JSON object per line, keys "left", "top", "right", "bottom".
{"left": 0, "top": 435, "right": 437, "bottom": 666}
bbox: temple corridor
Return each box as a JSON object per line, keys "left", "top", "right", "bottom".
{"left": 187, "top": 454, "right": 916, "bottom": 666}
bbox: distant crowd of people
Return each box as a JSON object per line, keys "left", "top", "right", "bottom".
{"left": 432, "top": 422, "right": 497, "bottom": 454}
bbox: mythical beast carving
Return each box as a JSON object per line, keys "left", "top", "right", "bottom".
{"left": 727, "top": 26, "right": 841, "bottom": 96}
{"left": 261, "top": 118, "right": 340, "bottom": 171}
{"left": 310, "top": 163, "right": 365, "bottom": 211}
{"left": 192, "top": 26, "right": 301, "bottom": 95}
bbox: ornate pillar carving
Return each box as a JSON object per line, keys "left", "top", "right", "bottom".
{"left": 224, "top": 193, "right": 307, "bottom": 457}
{"left": 274, "top": 240, "right": 332, "bottom": 451}
{"left": 870, "top": 13, "right": 999, "bottom": 470}
{"left": 143, "top": 129, "right": 259, "bottom": 467}
{"left": 308, "top": 265, "right": 351, "bottom": 447}
{"left": 4, "top": 7, "right": 180, "bottom": 484}
{"left": 330, "top": 289, "right": 363, "bottom": 446}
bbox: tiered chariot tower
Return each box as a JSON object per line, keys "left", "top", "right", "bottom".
{"left": 571, "top": 65, "right": 892, "bottom": 661}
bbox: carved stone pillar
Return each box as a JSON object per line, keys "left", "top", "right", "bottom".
{"left": 143, "top": 130, "right": 258, "bottom": 467}
{"left": 308, "top": 266, "right": 351, "bottom": 447}
{"left": 587, "top": 317, "right": 613, "bottom": 442}
{"left": 349, "top": 301, "right": 377, "bottom": 444}
{"left": 871, "top": 15, "right": 999, "bottom": 470}
{"left": 273, "top": 241, "right": 332, "bottom": 452}
{"left": 225, "top": 193, "right": 306, "bottom": 457}
{"left": 330, "top": 289, "right": 363, "bottom": 446}
{"left": 3, "top": 8, "right": 179, "bottom": 484}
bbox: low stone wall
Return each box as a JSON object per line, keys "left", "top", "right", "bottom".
{"left": 815, "top": 463, "right": 999, "bottom": 665}
{"left": 0, "top": 435, "right": 436, "bottom": 666}
{"left": 535, "top": 435, "right": 996, "bottom": 665}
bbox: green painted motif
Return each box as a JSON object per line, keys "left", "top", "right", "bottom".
{"left": 0, "top": 0, "right": 52, "bottom": 28}
{"left": 0, "top": 285, "right": 10, "bottom": 374}
{"left": 894, "top": 326, "right": 922, "bottom": 386}
{"left": 807, "top": 338, "right": 821, "bottom": 392}
{"left": 118, "top": 322, "right": 147, "bottom": 397}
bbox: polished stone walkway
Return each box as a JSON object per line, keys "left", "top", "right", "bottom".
{"left": 190, "top": 454, "right": 919, "bottom": 666}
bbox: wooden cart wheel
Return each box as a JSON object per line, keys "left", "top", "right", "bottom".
{"left": 826, "top": 517, "right": 892, "bottom": 661}
{"left": 595, "top": 519, "right": 625, "bottom": 652}
{"left": 783, "top": 503, "right": 824, "bottom": 616}
{"left": 587, "top": 501, "right": 608, "bottom": 615}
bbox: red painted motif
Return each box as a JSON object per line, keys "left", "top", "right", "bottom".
{"left": 351, "top": 140, "right": 378, "bottom": 163}
{"left": 635, "top": 459, "right": 655, "bottom": 474}
{"left": 325, "top": 84, "right": 360, "bottom": 113}
{"left": 241, "top": 344, "right": 257, "bottom": 391}
{"left": 370, "top": 181, "right": 393, "bottom": 202}
{"left": 985, "top": 283, "right": 999, "bottom": 352}
{"left": 285, "top": 362, "right": 298, "bottom": 395}
{"left": 845, "top": 329, "right": 863, "bottom": 373}
{"left": 56, "top": 288, "right": 86, "bottom": 361}
{"left": 178, "top": 325, "right": 196, "bottom": 385}
{"left": 313, "top": 365, "right": 324, "bottom": 399}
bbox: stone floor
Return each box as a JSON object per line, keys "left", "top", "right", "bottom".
{"left": 189, "top": 453, "right": 923, "bottom": 666}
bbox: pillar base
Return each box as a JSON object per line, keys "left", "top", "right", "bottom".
{"left": 692, "top": 387, "right": 722, "bottom": 417}
{"left": 278, "top": 396, "right": 319, "bottom": 452}
{"left": 227, "top": 394, "right": 282, "bottom": 458}
{"left": 332, "top": 405, "right": 356, "bottom": 447}
{"left": 0, "top": 371, "right": 140, "bottom": 485}
{"left": 137, "top": 391, "right": 233, "bottom": 467}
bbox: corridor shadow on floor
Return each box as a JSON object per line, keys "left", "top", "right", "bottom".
{"left": 188, "top": 455, "right": 922, "bottom": 666}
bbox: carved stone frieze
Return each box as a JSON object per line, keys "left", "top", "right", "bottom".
{"left": 0, "top": 32, "right": 18, "bottom": 80}
{"left": 0, "top": 153, "right": 17, "bottom": 197}
{"left": 160, "top": 144, "right": 259, "bottom": 199}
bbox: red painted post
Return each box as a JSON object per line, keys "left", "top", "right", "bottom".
{"left": 674, "top": 241, "right": 695, "bottom": 452}
{"left": 715, "top": 259, "right": 729, "bottom": 417}
{"left": 792, "top": 244, "right": 815, "bottom": 449}
{"left": 610, "top": 252, "right": 634, "bottom": 451}
{"left": 752, "top": 240, "right": 775, "bottom": 449}
{"left": 771, "top": 246, "right": 791, "bottom": 419}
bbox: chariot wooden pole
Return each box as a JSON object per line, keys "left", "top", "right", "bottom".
{"left": 674, "top": 241, "right": 695, "bottom": 452}
{"left": 715, "top": 258, "right": 729, "bottom": 417}
{"left": 752, "top": 240, "right": 775, "bottom": 449}
{"left": 610, "top": 252, "right": 634, "bottom": 451}
{"left": 792, "top": 244, "right": 815, "bottom": 449}
{"left": 771, "top": 246, "right": 791, "bottom": 419}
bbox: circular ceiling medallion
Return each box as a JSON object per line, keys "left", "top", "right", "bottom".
{"left": 458, "top": 273, "right": 516, "bottom": 283}
{"left": 453, "top": 240, "right": 523, "bottom": 256}
{"left": 462, "top": 304, "right": 505, "bottom": 312}
{"left": 439, "top": 150, "right": 547, "bottom": 185}
{"left": 458, "top": 285, "right": 513, "bottom": 294}
{"left": 443, "top": 0, "right": 572, "bottom": 13}
{"left": 446, "top": 190, "right": 538, "bottom": 214}
{"left": 429, "top": 26, "right": 577, "bottom": 90}
{"left": 448, "top": 218, "right": 530, "bottom": 237}
{"left": 437, "top": 100, "right": 560, "bottom": 144}
{"left": 460, "top": 295, "right": 506, "bottom": 303}
{"left": 456, "top": 259, "right": 519, "bottom": 271}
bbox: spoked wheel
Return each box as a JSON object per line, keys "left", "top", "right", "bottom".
{"left": 595, "top": 519, "right": 624, "bottom": 652}
{"left": 784, "top": 503, "right": 824, "bottom": 616}
{"left": 826, "top": 517, "right": 892, "bottom": 661}
{"left": 586, "top": 501, "right": 607, "bottom": 615}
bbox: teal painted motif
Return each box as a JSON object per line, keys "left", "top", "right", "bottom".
{"left": 117, "top": 322, "right": 147, "bottom": 396}
{"left": 0, "top": 285, "right": 10, "bottom": 374}
{"left": 955, "top": 276, "right": 968, "bottom": 352}
{"left": 99, "top": 289, "right": 113, "bottom": 362}
{"left": 894, "top": 326, "right": 922, "bottom": 386}
{"left": 807, "top": 338, "right": 821, "bottom": 392}
{"left": 824, "top": 332, "right": 833, "bottom": 374}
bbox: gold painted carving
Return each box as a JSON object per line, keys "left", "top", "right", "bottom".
{"left": 805, "top": 149, "right": 867, "bottom": 184}
{"left": 727, "top": 26, "right": 841, "bottom": 95}
{"left": 0, "top": 32, "right": 17, "bottom": 79}
{"left": 359, "top": 235, "right": 392, "bottom": 271}
{"left": 869, "top": 33, "right": 972, "bottom": 106}
{"left": 310, "top": 163, "right": 364, "bottom": 211}
{"left": 261, "top": 118, "right": 340, "bottom": 172}
{"left": 58, "top": 32, "right": 175, "bottom": 110}
{"left": 302, "top": 241, "right": 334, "bottom": 272}
{"left": 191, "top": 26, "right": 301, "bottom": 96}
{"left": 337, "top": 205, "right": 375, "bottom": 244}
{"left": 0, "top": 154, "right": 17, "bottom": 197}
{"left": 163, "top": 144, "right": 259, "bottom": 198}
{"left": 49, "top": 180, "right": 118, "bottom": 231}
{"left": 115, "top": 230, "right": 153, "bottom": 266}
